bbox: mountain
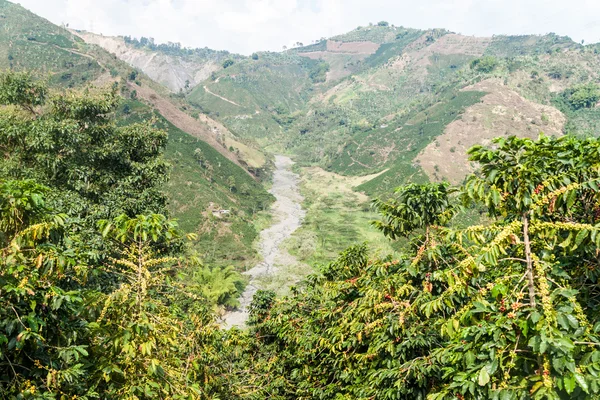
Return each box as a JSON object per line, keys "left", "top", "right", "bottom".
{"left": 0, "top": 0, "right": 274, "bottom": 267}
{"left": 86, "top": 22, "right": 600, "bottom": 198}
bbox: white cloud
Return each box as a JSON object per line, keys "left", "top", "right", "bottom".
{"left": 15, "top": 0, "right": 600, "bottom": 54}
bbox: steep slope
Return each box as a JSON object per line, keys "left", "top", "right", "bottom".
{"left": 169, "top": 26, "right": 597, "bottom": 196}
{"left": 187, "top": 52, "right": 318, "bottom": 143}
{"left": 72, "top": 31, "right": 239, "bottom": 92}
{"left": 417, "top": 79, "right": 566, "bottom": 183}
{"left": 2, "top": 0, "right": 274, "bottom": 267}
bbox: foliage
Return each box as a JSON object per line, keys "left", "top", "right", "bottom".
{"left": 372, "top": 182, "right": 455, "bottom": 239}
{"left": 0, "top": 71, "right": 170, "bottom": 226}
{"left": 560, "top": 83, "right": 600, "bottom": 110}
{"left": 122, "top": 34, "right": 235, "bottom": 60}
{"left": 0, "top": 71, "right": 47, "bottom": 112}
{"left": 88, "top": 214, "right": 216, "bottom": 399}
{"left": 470, "top": 56, "right": 499, "bottom": 73}
{"left": 0, "top": 180, "right": 91, "bottom": 397}
{"left": 309, "top": 61, "right": 330, "bottom": 83}
{"left": 0, "top": 72, "right": 244, "bottom": 398}
{"left": 247, "top": 135, "right": 600, "bottom": 399}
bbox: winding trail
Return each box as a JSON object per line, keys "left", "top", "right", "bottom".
{"left": 203, "top": 85, "right": 241, "bottom": 107}
{"left": 222, "top": 155, "right": 305, "bottom": 328}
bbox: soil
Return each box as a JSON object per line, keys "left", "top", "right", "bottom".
{"left": 417, "top": 78, "right": 565, "bottom": 183}
{"left": 72, "top": 30, "right": 219, "bottom": 92}
{"left": 129, "top": 82, "right": 251, "bottom": 174}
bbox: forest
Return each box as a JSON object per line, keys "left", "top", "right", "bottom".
{"left": 2, "top": 70, "right": 600, "bottom": 399}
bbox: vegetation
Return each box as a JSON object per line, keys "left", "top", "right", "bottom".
{"left": 6, "top": 4, "right": 600, "bottom": 398}
{"left": 470, "top": 56, "right": 499, "bottom": 73}
{"left": 560, "top": 83, "right": 600, "bottom": 110}
{"left": 0, "top": 0, "right": 102, "bottom": 87}
{"left": 2, "top": 63, "right": 600, "bottom": 400}
{"left": 123, "top": 34, "right": 236, "bottom": 60}
{"left": 244, "top": 135, "right": 600, "bottom": 399}
{"left": 117, "top": 99, "right": 273, "bottom": 267}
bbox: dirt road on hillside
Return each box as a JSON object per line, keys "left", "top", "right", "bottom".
{"left": 222, "top": 155, "right": 305, "bottom": 328}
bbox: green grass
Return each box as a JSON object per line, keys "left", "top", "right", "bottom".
{"left": 284, "top": 167, "right": 398, "bottom": 266}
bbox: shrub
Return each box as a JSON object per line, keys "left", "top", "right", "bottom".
{"left": 470, "top": 56, "right": 499, "bottom": 73}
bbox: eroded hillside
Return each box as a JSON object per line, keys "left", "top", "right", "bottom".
{"left": 72, "top": 30, "right": 234, "bottom": 92}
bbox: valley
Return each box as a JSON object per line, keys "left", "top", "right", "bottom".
{"left": 3, "top": 0, "right": 600, "bottom": 397}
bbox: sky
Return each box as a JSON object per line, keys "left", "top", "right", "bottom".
{"left": 15, "top": 0, "right": 600, "bottom": 55}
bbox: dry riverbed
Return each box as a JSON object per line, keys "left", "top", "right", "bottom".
{"left": 222, "top": 155, "right": 306, "bottom": 328}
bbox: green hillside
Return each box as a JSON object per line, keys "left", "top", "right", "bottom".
{"left": 0, "top": 0, "right": 274, "bottom": 267}
{"left": 187, "top": 52, "right": 318, "bottom": 144}
{"left": 0, "top": 0, "right": 103, "bottom": 86}
{"left": 68, "top": 15, "right": 600, "bottom": 198}
{"left": 4, "top": 4, "right": 600, "bottom": 399}
{"left": 182, "top": 27, "right": 600, "bottom": 195}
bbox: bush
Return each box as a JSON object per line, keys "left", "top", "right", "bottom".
{"left": 222, "top": 59, "right": 234, "bottom": 69}
{"left": 565, "top": 83, "right": 600, "bottom": 110}
{"left": 470, "top": 56, "right": 499, "bottom": 73}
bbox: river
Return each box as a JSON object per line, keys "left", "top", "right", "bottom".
{"left": 222, "top": 155, "right": 305, "bottom": 328}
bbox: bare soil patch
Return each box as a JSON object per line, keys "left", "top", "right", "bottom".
{"left": 417, "top": 79, "right": 565, "bottom": 183}
{"left": 130, "top": 82, "right": 251, "bottom": 175}
{"left": 409, "top": 34, "right": 491, "bottom": 69}
{"left": 326, "top": 40, "right": 380, "bottom": 54}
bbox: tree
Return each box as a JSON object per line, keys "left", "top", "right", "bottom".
{"left": 562, "top": 83, "right": 600, "bottom": 110}
{"left": 90, "top": 214, "right": 212, "bottom": 398}
{"left": 128, "top": 70, "right": 138, "bottom": 81}
{"left": 373, "top": 182, "right": 456, "bottom": 240}
{"left": 0, "top": 71, "right": 169, "bottom": 223}
{"left": 222, "top": 59, "right": 234, "bottom": 69}
{"left": 239, "top": 183, "right": 251, "bottom": 196}
{"left": 377, "top": 21, "right": 389, "bottom": 27}
{"left": 0, "top": 71, "right": 47, "bottom": 114}
{"left": 193, "top": 147, "right": 206, "bottom": 168}
{"left": 470, "top": 56, "right": 499, "bottom": 73}
{"left": 227, "top": 176, "right": 236, "bottom": 192}
{"left": 246, "top": 135, "right": 600, "bottom": 399}
{"left": 0, "top": 180, "right": 91, "bottom": 397}
{"left": 251, "top": 53, "right": 259, "bottom": 60}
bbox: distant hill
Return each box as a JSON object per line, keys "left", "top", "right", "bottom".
{"left": 10, "top": 0, "right": 600, "bottom": 256}
{"left": 128, "top": 23, "right": 597, "bottom": 196}
{"left": 73, "top": 31, "right": 241, "bottom": 92}
{"left": 1, "top": 0, "right": 274, "bottom": 267}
